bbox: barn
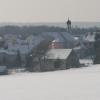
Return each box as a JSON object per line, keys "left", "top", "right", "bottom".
{"left": 40, "top": 49, "right": 80, "bottom": 71}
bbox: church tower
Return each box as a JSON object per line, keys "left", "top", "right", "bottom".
{"left": 66, "top": 18, "right": 71, "bottom": 32}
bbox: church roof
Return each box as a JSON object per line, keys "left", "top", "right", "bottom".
{"left": 42, "top": 32, "right": 75, "bottom": 43}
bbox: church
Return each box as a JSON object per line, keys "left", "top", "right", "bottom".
{"left": 47, "top": 19, "right": 79, "bottom": 49}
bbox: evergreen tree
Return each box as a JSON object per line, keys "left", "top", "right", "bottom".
{"left": 25, "top": 54, "right": 33, "bottom": 72}
{"left": 94, "top": 33, "right": 100, "bottom": 64}
{"left": 2, "top": 56, "right": 7, "bottom": 66}
{"left": 16, "top": 50, "right": 22, "bottom": 68}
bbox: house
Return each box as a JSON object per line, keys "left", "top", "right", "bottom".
{"left": 40, "top": 49, "right": 80, "bottom": 71}
{"left": 81, "top": 32, "right": 97, "bottom": 57}
{"left": 0, "top": 66, "right": 8, "bottom": 75}
{"left": 0, "top": 49, "right": 17, "bottom": 68}
{"left": 82, "top": 32, "right": 96, "bottom": 49}
{"left": 0, "top": 34, "right": 53, "bottom": 69}
{"left": 3, "top": 34, "right": 44, "bottom": 65}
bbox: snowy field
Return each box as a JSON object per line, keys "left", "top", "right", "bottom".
{"left": 0, "top": 65, "right": 100, "bottom": 100}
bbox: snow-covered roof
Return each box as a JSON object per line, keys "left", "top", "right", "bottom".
{"left": 74, "top": 46, "right": 81, "bottom": 50}
{"left": 52, "top": 39, "right": 60, "bottom": 43}
{"left": 0, "top": 49, "right": 17, "bottom": 55}
{"left": 44, "top": 32, "right": 64, "bottom": 42}
{"left": 74, "top": 37, "right": 79, "bottom": 40}
{"left": 7, "top": 44, "right": 30, "bottom": 54}
{"left": 42, "top": 32, "right": 75, "bottom": 43}
{"left": 45, "top": 49, "right": 72, "bottom": 59}
{"left": 0, "top": 66, "right": 7, "bottom": 72}
{"left": 61, "top": 32, "right": 75, "bottom": 42}
{"left": 0, "top": 49, "right": 7, "bottom": 53}
{"left": 83, "top": 32, "right": 96, "bottom": 42}
{"left": 6, "top": 34, "right": 45, "bottom": 55}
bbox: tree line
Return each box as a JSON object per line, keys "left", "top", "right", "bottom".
{"left": 0, "top": 25, "right": 99, "bottom": 36}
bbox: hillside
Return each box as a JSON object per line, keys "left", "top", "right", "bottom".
{"left": 0, "top": 65, "right": 100, "bottom": 100}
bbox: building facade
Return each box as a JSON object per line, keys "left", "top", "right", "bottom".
{"left": 40, "top": 49, "right": 80, "bottom": 71}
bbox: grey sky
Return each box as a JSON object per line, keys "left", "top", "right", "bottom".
{"left": 0, "top": 0, "right": 100, "bottom": 22}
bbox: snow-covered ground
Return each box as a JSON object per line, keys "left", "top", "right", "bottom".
{"left": 80, "top": 59, "right": 93, "bottom": 66}
{"left": 0, "top": 65, "right": 100, "bottom": 100}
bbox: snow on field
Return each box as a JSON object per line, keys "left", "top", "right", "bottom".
{"left": 80, "top": 59, "right": 93, "bottom": 65}
{"left": 0, "top": 65, "right": 100, "bottom": 100}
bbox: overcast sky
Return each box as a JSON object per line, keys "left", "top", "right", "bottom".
{"left": 0, "top": 0, "right": 99, "bottom": 22}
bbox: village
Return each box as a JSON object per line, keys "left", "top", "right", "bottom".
{"left": 0, "top": 19, "right": 98, "bottom": 74}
